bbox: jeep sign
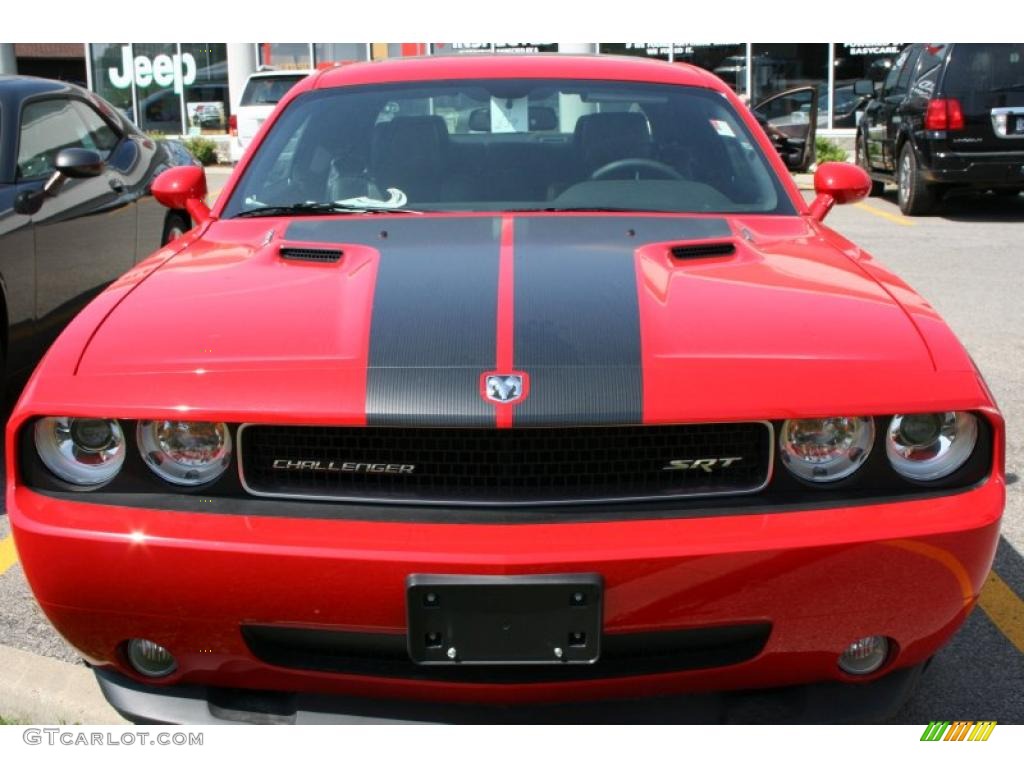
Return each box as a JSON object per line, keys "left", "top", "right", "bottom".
{"left": 108, "top": 45, "right": 197, "bottom": 95}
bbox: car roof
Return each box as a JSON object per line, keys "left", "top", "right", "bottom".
{"left": 0, "top": 74, "right": 75, "bottom": 100}
{"left": 311, "top": 54, "right": 728, "bottom": 92}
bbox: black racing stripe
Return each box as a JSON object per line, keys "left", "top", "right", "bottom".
{"left": 286, "top": 218, "right": 501, "bottom": 426}
{"left": 513, "top": 216, "right": 731, "bottom": 426}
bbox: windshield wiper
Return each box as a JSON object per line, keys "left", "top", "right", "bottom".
{"left": 989, "top": 82, "right": 1024, "bottom": 92}
{"left": 235, "top": 202, "right": 423, "bottom": 219}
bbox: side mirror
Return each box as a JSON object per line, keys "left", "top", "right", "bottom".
{"left": 808, "top": 162, "right": 871, "bottom": 222}
{"left": 54, "top": 147, "right": 105, "bottom": 179}
{"left": 853, "top": 79, "right": 874, "bottom": 97}
{"left": 43, "top": 147, "right": 104, "bottom": 196}
{"left": 15, "top": 148, "right": 106, "bottom": 214}
{"left": 152, "top": 165, "right": 211, "bottom": 224}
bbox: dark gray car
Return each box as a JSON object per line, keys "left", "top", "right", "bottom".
{"left": 0, "top": 75, "right": 192, "bottom": 397}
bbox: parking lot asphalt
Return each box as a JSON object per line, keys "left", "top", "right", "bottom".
{"left": 0, "top": 177, "right": 1021, "bottom": 724}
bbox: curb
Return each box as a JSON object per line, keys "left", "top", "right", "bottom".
{"left": 0, "top": 644, "right": 127, "bottom": 725}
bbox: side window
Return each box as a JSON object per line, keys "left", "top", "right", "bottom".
{"left": 882, "top": 47, "right": 920, "bottom": 98}
{"left": 757, "top": 89, "right": 815, "bottom": 130}
{"left": 16, "top": 98, "right": 118, "bottom": 179}
{"left": 895, "top": 48, "right": 920, "bottom": 93}
{"left": 911, "top": 45, "right": 948, "bottom": 104}
{"left": 72, "top": 101, "right": 120, "bottom": 155}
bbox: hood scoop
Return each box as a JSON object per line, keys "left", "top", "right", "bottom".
{"left": 670, "top": 240, "right": 736, "bottom": 260}
{"left": 278, "top": 244, "right": 344, "bottom": 263}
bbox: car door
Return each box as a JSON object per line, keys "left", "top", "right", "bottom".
{"left": 753, "top": 86, "right": 818, "bottom": 172}
{"left": 874, "top": 46, "right": 921, "bottom": 173}
{"left": 861, "top": 57, "right": 902, "bottom": 170}
{"left": 16, "top": 96, "right": 137, "bottom": 352}
{"left": 0, "top": 179, "right": 37, "bottom": 379}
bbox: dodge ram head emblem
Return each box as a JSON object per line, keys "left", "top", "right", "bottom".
{"left": 485, "top": 374, "right": 524, "bottom": 403}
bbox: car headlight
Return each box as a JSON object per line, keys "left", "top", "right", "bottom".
{"left": 885, "top": 412, "right": 978, "bottom": 481}
{"left": 34, "top": 417, "right": 126, "bottom": 487}
{"left": 779, "top": 417, "right": 874, "bottom": 483}
{"left": 137, "top": 420, "right": 232, "bottom": 486}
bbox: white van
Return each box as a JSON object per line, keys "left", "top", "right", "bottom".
{"left": 229, "top": 70, "right": 311, "bottom": 162}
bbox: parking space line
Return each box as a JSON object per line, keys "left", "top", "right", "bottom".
{"left": 978, "top": 570, "right": 1024, "bottom": 654}
{"left": 0, "top": 535, "right": 17, "bottom": 576}
{"left": 853, "top": 202, "right": 917, "bottom": 227}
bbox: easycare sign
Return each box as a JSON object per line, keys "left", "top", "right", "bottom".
{"left": 108, "top": 46, "right": 197, "bottom": 94}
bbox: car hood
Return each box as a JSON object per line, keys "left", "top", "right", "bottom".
{"left": 70, "top": 213, "right": 958, "bottom": 425}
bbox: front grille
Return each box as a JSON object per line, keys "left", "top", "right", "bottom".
{"left": 239, "top": 423, "right": 772, "bottom": 506}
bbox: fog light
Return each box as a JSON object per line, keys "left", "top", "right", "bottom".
{"left": 126, "top": 639, "right": 177, "bottom": 678}
{"left": 838, "top": 635, "right": 889, "bottom": 675}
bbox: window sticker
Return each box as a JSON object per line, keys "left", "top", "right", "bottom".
{"left": 709, "top": 118, "right": 736, "bottom": 137}
{"left": 491, "top": 96, "right": 529, "bottom": 133}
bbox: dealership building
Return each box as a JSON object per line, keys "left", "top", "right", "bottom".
{"left": 1, "top": 42, "right": 903, "bottom": 143}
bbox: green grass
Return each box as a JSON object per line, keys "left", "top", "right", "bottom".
{"left": 0, "top": 715, "right": 25, "bottom": 725}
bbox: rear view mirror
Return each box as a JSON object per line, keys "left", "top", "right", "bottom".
{"left": 467, "top": 108, "right": 490, "bottom": 132}
{"left": 468, "top": 105, "right": 559, "bottom": 132}
{"left": 853, "top": 79, "right": 874, "bottom": 97}
{"left": 528, "top": 106, "right": 557, "bottom": 131}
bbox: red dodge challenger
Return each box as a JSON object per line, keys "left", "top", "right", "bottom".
{"left": 6, "top": 55, "right": 1004, "bottom": 724}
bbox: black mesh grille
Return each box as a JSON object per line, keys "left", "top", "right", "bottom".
{"left": 670, "top": 242, "right": 736, "bottom": 259}
{"left": 279, "top": 247, "right": 343, "bottom": 262}
{"left": 240, "top": 423, "right": 772, "bottom": 505}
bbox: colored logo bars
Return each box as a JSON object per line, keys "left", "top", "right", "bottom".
{"left": 920, "top": 721, "right": 997, "bottom": 741}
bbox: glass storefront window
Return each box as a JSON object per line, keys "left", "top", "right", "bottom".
{"left": 258, "top": 43, "right": 312, "bottom": 70}
{"left": 181, "top": 43, "right": 229, "bottom": 134}
{"left": 430, "top": 43, "right": 557, "bottom": 56}
{"left": 598, "top": 43, "right": 671, "bottom": 61}
{"left": 88, "top": 44, "right": 135, "bottom": 124}
{"left": 131, "top": 43, "right": 182, "bottom": 135}
{"left": 751, "top": 43, "right": 828, "bottom": 125}
{"left": 314, "top": 44, "right": 369, "bottom": 65}
{"left": 673, "top": 44, "right": 747, "bottom": 95}
{"left": 832, "top": 44, "right": 903, "bottom": 128}
{"left": 598, "top": 44, "right": 748, "bottom": 95}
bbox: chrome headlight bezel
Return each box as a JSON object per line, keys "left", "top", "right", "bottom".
{"left": 33, "top": 416, "right": 126, "bottom": 488}
{"left": 778, "top": 416, "right": 875, "bottom": 484}
{"left": 136, "top": 420, "right": 233, "bottom": 487}
{"left": 885, "top": 411, "right": 979, "bottom": 482}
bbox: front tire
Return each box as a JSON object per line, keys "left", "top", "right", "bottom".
{"left": 161, "top": 212, "right": 191, "bottom": 245}
{"left": 897, "top": 144, "right": 937, "bottom": 216}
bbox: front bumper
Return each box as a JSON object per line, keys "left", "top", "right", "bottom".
{"left": 95, "top": 660, "right": 929, "bottom": 724}
{"left": 8, "top": 478, "right": 1003, "bottom": 719}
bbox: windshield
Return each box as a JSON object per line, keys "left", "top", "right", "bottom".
{"left": 240, "top": 75, "right": 306, "bottom": 106}
{"left": 222, "top": 79, "right": 793, "bottom": 217}
{"left": 944, "top": 44, "right": 1024, "bottom": 95}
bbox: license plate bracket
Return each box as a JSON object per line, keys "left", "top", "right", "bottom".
{"left": 407, "top": 574, "right": 602, "bottom": 665}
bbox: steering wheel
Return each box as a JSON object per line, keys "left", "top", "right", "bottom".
{"left": 590, "top": 158, "right": 684, "bottom": 181}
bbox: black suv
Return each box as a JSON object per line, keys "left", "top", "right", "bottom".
{"left": 856, "top": 43, "right": 1024, "bottom": 215}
